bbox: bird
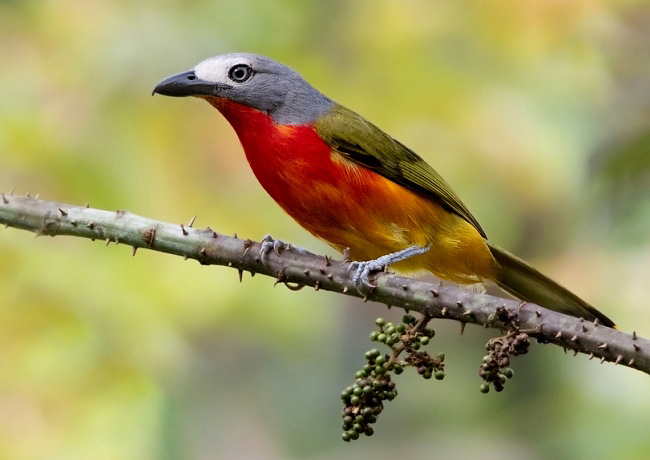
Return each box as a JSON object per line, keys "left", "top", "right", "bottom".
{"left": 153, "top": 52, "right": 615, "bottom": 328}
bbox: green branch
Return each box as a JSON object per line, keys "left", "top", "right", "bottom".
{"left": 1, "top": 192, "right": 647, "bottom": 375}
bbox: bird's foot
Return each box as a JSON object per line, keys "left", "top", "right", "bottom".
{"left": 259, "top": 234, "right": 311, "bottom": 265}
{"left": 347, "top": 245, "right": 430, "bottom": 291}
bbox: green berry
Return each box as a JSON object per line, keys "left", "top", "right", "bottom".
{"left": 377, "top": 334, "right": 388, "bottom": 343}
{"left": 353, "top": 386, "right": 363, "bottom": 396}
{"left": 482, "top": 355, "right": 489, "bottom": 363}
{"left": 362, "top": 407, "right": 374, "bottom": 418}
{"left": 413, "top": 342, "right": 421, "bottom": 350}
{"left": 480, "top": 383, "right": 490, "bottom": 394}
{"left": 370, "top": 331, "right": 379, "bottom": 341}
{"left": 355, "top": 370, "right": 365, "bottom": 379}
{"left": 375, "top": 318, "right": 386, "bottom": 327}
{"left": 363, "top": 364, "right": 373, "bottom": 374}
{"left": 342, "top": 432, "right": 351, "bottom": 442}
{"left": 364, "top": 426, "right": 375, "bottom": 437}
{"left": 363, "top": 385, "right": 373, "bottom": 395}
{"left": 375, "top": 355, "right": 386, "bottom": 365}
{"left": 375, "top": 365, "right": 386, "bottom": 374}
{"left": 350, "top": 395, "right": 360, "bottom": 405}
{"left": 402, "top": 314, "right": 415, "bottom": 324}
{"left": 396, "top": 324, "right": 406, "bottom": 333}
{"left": 370, "top": 348, "right": 381, "bottom": 358}
{"left": 499, "top": 374, "right": 507, "bottom": 384}
{"left": 503, "top": 368, "right": 514, "bottom": 379}
{"left": 393, "top": 364, "right": 404, "bottom": 375}
{"left": 434, "top": 371, "right": 445, "bottom": 380}
{"left": 350, "top": 430, "right": 359, "bottom": 440}
{"left": 436, "top": 353, "right": 445, "bottom": 362}
{"left": 386, "top": 326, "right": 396, "bottom": 335}
{"left": 423, "top": 371, "right": 432, "bottom": 379}
{"left": 419, "top": 336, "right": 430, "bottom": 345}
{"left": 343, "top": 415, "right": 353, "bottom": 424}
{"left": 423, "top": 328, "right": 435, "bottom": 338}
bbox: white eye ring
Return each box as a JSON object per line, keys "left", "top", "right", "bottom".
{"left": 228, "top": 64, "right": 253, "bottom": 83}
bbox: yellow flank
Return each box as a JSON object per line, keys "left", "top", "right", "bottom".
{"left": 295, "top": 152, "right": 498, "bottom": 284}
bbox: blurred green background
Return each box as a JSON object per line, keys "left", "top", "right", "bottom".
{"left": 1, "top": 1, "right": 650, "bottom": 459}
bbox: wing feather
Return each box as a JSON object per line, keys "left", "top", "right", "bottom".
{"left": 315, "top": 104, "right": 486, "bottom": 238}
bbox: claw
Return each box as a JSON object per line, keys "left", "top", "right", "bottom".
{"left": 347, "top": 245, "right": 431, "bottom": 293}
{"left": 273, "top": 239, "right": 284, "bottom": 256}
{"left": 259, "top": 234, "right": 311, "bottom": 266}
{"left": 259, "top": 234, "right": 275, "bottom": 265}
{"left": 350, "top": 260, "right": 384, "bottom": 292}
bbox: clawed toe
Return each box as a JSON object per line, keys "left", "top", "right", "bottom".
{"left": 348, "top": 260, "right": 384, "bottom": 292}
{"left": 260, "top": 234, "right": 284, "bottom": 265}
{"left": 346, "top": 245, "right": 430, "bottom": 293}
{"left": 259, "top": 234, "right": 310, "bottom": 266}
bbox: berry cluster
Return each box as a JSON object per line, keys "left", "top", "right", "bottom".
{"left": 340, "top": 372, "right": 394, "bottom": 441}
{"left": 341, "top": 314, "right": 443, "bottom": 442}
{"left": 479, "top": 331, "right": 530, "bottom": 393}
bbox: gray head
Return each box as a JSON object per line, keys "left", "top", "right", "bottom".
{"left": 153, "top": 53, "right": 333, "bottom": 125}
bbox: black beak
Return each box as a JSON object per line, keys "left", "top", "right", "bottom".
{"left": 152, "top": 70, "right": 218, "bottom": 97}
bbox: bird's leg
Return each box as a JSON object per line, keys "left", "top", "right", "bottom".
{"left": 259, "top": 234, "right": 312, "bottom": 265}
{"left": 348, "top": 245, "right": 430, "bottom": 289}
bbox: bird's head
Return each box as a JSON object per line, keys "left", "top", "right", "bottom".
{"left": 153, "top": 53, "right": 333, "bottom": 125}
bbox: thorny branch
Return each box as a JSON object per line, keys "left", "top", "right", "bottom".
{"left": 1, "top": 193, "right": 648, "bottom": 375}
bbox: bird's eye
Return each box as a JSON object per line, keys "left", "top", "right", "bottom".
{"left": 228, "top": 64, "right": 253, "bottom": 83}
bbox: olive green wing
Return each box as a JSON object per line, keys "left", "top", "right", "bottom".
{"left": 314, "top": 104, "right": 486, "bottom": 238}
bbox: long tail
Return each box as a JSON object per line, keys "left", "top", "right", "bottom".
{"left": 488, "top": 243, "right": 615, "bottom": 328}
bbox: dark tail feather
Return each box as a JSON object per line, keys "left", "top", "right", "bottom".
{"left": 488, "top": 243, "right": 615, "bottom": 328}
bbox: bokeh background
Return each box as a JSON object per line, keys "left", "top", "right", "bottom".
{"left": 1, "top": 1, "right": 650, "bottom": 459}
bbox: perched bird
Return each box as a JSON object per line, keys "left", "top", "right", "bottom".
{"left": 153, "top": 53, "right": 614, "bottom": 327}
